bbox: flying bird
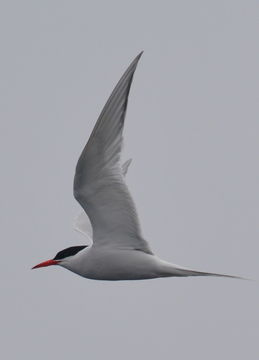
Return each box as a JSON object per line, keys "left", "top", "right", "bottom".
{"left": 33, "top": 53, "right": 242, "bottom": 280}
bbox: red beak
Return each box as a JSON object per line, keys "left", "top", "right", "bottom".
{"left": 32, "top": 259, "right": 59, "bottom": 269}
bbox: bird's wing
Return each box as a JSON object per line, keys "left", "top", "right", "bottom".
{"left": 73, "top": 159, "right": 132, "bottom": 241}
{"left": 73, "top": 159, "right": 132, "bottom": 239}
{"left": 73, "top": 53, "right": 152, "bottom": 254}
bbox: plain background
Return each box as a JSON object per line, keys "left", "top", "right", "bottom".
{"left": 1, "top": 1, "right": 258, "bottom": 359}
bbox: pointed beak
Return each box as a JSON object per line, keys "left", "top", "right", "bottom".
{"left": 32, "top": 259, "right": 60, "bottom": 269}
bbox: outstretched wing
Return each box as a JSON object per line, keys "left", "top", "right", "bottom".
{"left": 73, "top": 53, "right": 152, "bottom": 254}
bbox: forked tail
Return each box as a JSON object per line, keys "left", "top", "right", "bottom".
{"left": 160, "top": 262, "right": 247, "bottom": 280}
{"left": 176, "top": 268, "right": 246, "bottom": 280}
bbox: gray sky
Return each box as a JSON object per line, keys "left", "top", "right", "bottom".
{"left": 1, "top": 1, "right": 258, "bottom": 359}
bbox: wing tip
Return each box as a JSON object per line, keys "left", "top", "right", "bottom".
{"left": 132, "top": 51, "right": 144, "bottom": 66}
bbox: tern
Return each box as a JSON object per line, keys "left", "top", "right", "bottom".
{"left": 33, "top": 52, "right": 242, "bottom": 281}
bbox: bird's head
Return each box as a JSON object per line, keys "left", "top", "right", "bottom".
{"left": 32, "top": 245, "right": 87, "bottom": 269}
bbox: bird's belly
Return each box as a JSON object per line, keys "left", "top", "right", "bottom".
{"left": 69, "top": 248, "right": 161, "bottom": 280}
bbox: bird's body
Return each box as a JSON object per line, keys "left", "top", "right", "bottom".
{"left": 55, "top": 246, "right": 228, "bottom": 280}
{"left": 33, "top": 52, "right": 242, "bottom": 281}
{"left": 62, "top": 247, "right": 162, "bottom": 280}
